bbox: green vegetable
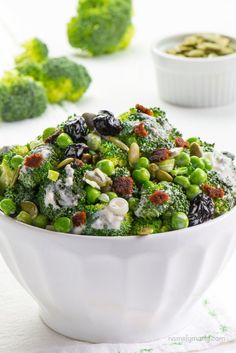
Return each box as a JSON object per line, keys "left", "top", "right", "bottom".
{"left": 32, "top": 214, "right": 48, "bottom": 229}
{"left": 54, "top": 217, "right": 72, "bottom": 233}
{"left": 67, "top": 0, "right": 134, "bottom": 56}
{"left": 202, "top": 158, "right": 213, "bottom": 171}
{"left": 171, "top": 212, "right": 189, "bottom": 230}
{"left": 107, "top": 192, "right": 117, "bottom": 200}
{"left": 187, "top": 137, "right": 201, "bottom": 144}
{"left": 190, "top": 156, "right": 205, "bottom": 169}
{"left": 186, "top": 185, "right": 201, "bottom": 200}
{"left": 174, "top": 176, "right": 190, "bottom": 189}
{"left": 132, "top": 218, "right": 162, "bottom": 235}
{"left": 96, "top": 159, "right": 114, "bottom": 176}
{"left": 134, "top": 157, "right": 150, "bottom": 170}
{"left": 48, "top": 170, "right": 60, "bottom": 182}
{"left": 43, "top": 127, "right": 57, "bottom": 141}
{"left": 15, "top": 38, "right": 48, "bottom": 64}
{"left": 16, "top": 211, "right": 32, "bottom": 225}
{"left": 56, "top": 133, "right": 73, "bottom": 149}
{"left": 170, "top": 167, "right": 188, "bottom": 176}
{"left": 0, "top": 198, "right": 16, "bottom": 216}
{"left": 40, "top": 57, "right": 91, "bottom": 103}
{"left": 132, "top": 168, "right": 150, "bottom": 185}
{"left": 175, "top": 152, "right": 190, "bottom": 167}
{"left": 87, "top": 133, "right": 101, "bottom": 151}
{"left": 0, "top": 71, "right": 47, "bottom": 122}
{"left": 16, "top": 60, "right": 42, "bottom": 81}
{"left": 190, "top": 168, "right": 207, "bottom": 185}
{"left": 86, "top": 185, "right": 101, "bottom": 204}
{"left": 10, "top": 155, "right": 24, "bottom": 170}
{"left": 99, "top": 140, "right": 127, "bottom": 167}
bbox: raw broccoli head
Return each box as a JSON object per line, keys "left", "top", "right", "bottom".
{"left": 37, "top": 164, "right": 90, "bottom": 220}
{"left": 131, "top": 217, "right": 162, "bottom": 235}
{"left": 41, "top": 57, "right": 91, "bottom": 103}
{"left": 18, "top": 145, "right": 59, "bottom": 189}
{"left": 84, "top": 205, "right": 133, "bottom": 236}
{"left": 0, "top": 71, "right": 47, "bottom": 122}
{"left": 99, "top": 140, "right": 128, "bottom": 167}
{"left": 67, "top": 0, "right": 134, "bottom": 56}
{"left": 15, "top": 38, "right": 48, "bottom": 64}
{"left": 135, "top": 182, "right": 190, "bottom": 219}
{"left": 119, "top": 108, "right": 177, "bottom": 155}
{"left": 16, "top": 60, "right": 42, "bottom": 81}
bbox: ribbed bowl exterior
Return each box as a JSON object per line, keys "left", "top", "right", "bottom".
{"left": 152, "top": 34, "right": 236, "bottom": 107}
{"left": 0, "top": 209, "right": 236, "bottom": 343}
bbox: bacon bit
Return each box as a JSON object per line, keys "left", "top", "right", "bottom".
{"left": 134, "top": 122, "right": 149, "bottom": 137}
{"left": 175, "top": 137, "right": 189, "bottom": 148}
{"left": 202, "top": 184, "right": 225, "bottom": 199}
{"left": 73, "top": 159, "right": 84, "bottom": 168}
{"left": 112, "top": 176, "right": 134, "bottom": 197}
{"left": 135, "top": 104, "right": 154, "bottom": 116}
{"left": 149, "top": 191, "right": 169, "bottom": 205}
{"left": 24, "top": 153, "right": 44, "bottom": 168}
{"left": 72, "top": 211, "right": 87, "bottom": 227}
{"left": 149, "top": 148, "right": 171, "bottom": 163}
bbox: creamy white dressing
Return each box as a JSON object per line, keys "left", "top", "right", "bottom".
{"left": 65, "top": 165, "right": 75, "bottom": 187}
{"left": 45, "top": 185, "right": 59, "bottom": 209}
{"left": 73, "top": 225, "right": 86, "bottom": 235}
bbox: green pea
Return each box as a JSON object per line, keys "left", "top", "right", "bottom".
{"left": 202, "top": 158, "right": 212, "bottom": 171}
{"left": 190, "top": 156, "right": 205, "bottom": 169}
{"left": 190, "top": 168, "right": 207, "bottom": 185}
{"left": 16, "top": 211, "right": 32, "bottom": 225}
{"left": 134, "top": 157, "right": 150, "bottom": 170}
{"left": 127, "top": 136, "right": 137, "bottom": 146}
{"left": 170, "top": 167, "right": 188, "bottom": 176}
{"left": 128, "top": 197, "right": 139, "bottom": 211}
{"left": 87, "top": 133, "right": 101, "bottom": 151}
{"left": 43, "top": 127, "right": 57, "bottom": 141}
{"left": 142, "top": 180, "right": 155, "bottom": 189}
{"left": 174, "top": 176, "right": 190, "bottom": 189}
{"left": 107, "top": 192, "right": 118, "bottom": 200}
{"left": 186, "top": 185, "right": 201, "bottom": 200}
{"left": 96, "top": 159, "right": 114, "bottom": 176}
{"left": 187, "top": 137, "right": 201, "bottom": 144}
{"left": 56, "top": 133, "right": 73, "bottom": 149}
{"left": 54, "top": 217, "right": 72, "bottom": 233}
{"left": 175, "top": 152, "right": 190, "bottom": 167}
{"left": 0, "top": 198, "right": 16, "bottom": 216}
{"left": 132, "top": 168, "right": 150, "bottom": 184}
{"left": 10, "top": 155, "right": 24, "bottom": 169}
{"left": 85, "top": 185, "right": 101, "bottom": 204}
{"left": 171, "top": 212, "right": 189, "bottom": 230}
{"left": 33, "top": 214, "right": 48, "bottom": 229}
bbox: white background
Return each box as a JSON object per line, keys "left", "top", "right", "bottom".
{"left": 1, "top": 0, "right": 236, "bottom": 352}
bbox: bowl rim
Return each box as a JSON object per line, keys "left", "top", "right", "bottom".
{"left": 1, "top": 205, "right": 236, "bottom": 241}
{"left": 151, "top": 31, "right": 236, "bottom": 63}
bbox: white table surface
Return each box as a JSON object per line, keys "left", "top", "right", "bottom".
{"left": 1, "top": 0, "right": 236, "bottom": 351}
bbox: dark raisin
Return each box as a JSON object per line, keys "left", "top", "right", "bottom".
{"left": 64, "top": 143, "right": 89, "bottom": 159}
{"left": 64, "top": 116, "right": 88, "bottom": 142}
{"left": 188, "top": 193, "right": 214, "bottom": 227}
{"left": 93, "top": 110, "right": 122, "bottom": 136}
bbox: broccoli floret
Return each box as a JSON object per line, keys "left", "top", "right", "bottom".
{"left": 37, "top": 164, "right": 89, "bottom": 220}
{"left": 4, "top": 183, "right": 35, "bottom": 211}
{"left": 131, "top": 217, "right": 162, "bottom": 235}
{"left": 18, "top": 145, "right": 59, "bottom": 189}
{"left": 119, "top": 110, "right": 176, "bottom": 154}
{"left": 15, "top": 38, "right": 48, "bottom": 64}
{"left": 0, "top": 71, "right": 47, "bottom": 122}
{"left": 16, "top": 60, "right": 42, "bottom": 81}
{"left": 112, "top": 167, "right": 130, "bottom": 178}
{"left": 40, "top": 57, "right": 91, "bottom": 103}
{"left": 67, "top": 0, "right": 134, "bottom": 56}
{"left": 0, "top": 151, "right": 16, "bottom": 193}
{"left": 135, "top": 182, "right": 190, "bottom": 219}
{"left": 84, "top": 206, "right": 132, "bottom": 236}
{"left": 99, "top": 140, "right": 127, "bottom": 167}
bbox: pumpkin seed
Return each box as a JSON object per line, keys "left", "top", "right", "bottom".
{"left": 186, "top": 49, "right": 205, "bottom": 57}
{"left": 105, "top": 136, "right": 129, "bottom": 152}
{"left": 156, "top": 170, "right": 173, "bottom": 182}
{"left": 21, "top": 201, "right": 38, "bottom": 219}
{"left": 128, "top": 142, "right": 140, "bottom": 167}
{"left": 138, "top": 227, "right": 153, "bottom": 235}
{"left": 57, "top": 158, "right": 74, "bottom": 169}
{"left": 149, "top": 163, "right": 159, "bottom": 179}
{"left": 190, "top": 142, "right": 203, "bottom": 157}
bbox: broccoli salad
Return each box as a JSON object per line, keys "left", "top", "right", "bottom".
{"left": 0, "top": 104, "right": 236, "bottom": 236}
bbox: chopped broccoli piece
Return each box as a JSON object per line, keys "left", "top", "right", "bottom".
{"left": 15, "top": 38, "right": 48, "bottom": 64}
{"left": 40, "top": 57, "right": 91, "bottom": 103}
{"left": 0, "top": 71, "right": 47, "bottom": 122}
{"left": 135, "top": 182, "right": 190, "bottom": 219}
{"left": 16, "top": 60, "right": 42, "bottom": 81}
{"left": 67, "top": 0, "right": 134, "bottom": 56}
{"left": 131, "top": 217, "right": 162, "bottom": 235}
{"left": 99, "top": 140, "right": 128, "bottom": 167}
{"left": 5, "top": 184, "right": 35, "bottom": 211}
{"left": 18, "top": 145, "right": 59, "bottom": 189}
{"left": 112, "top": 167, "right": 130, "bottom": 178}
{"left": 0, "top": 151, "right": 16, "bottom": 193}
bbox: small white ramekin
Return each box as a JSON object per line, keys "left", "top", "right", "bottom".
{"left": 152, "top": 33, "right": 236, "bottom": 107}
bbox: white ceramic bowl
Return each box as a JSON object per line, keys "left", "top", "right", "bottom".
{"left": 0, "top": 209, "right": 236, "bottom": 343}
{"left": 152, "top": 33, "right": 236, "bottom": 107}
